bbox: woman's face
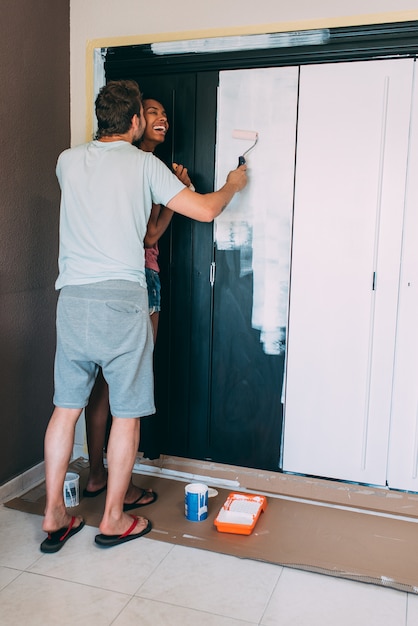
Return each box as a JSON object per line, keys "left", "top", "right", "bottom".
{"left": 142, "top": 99, "right": 169, "bottom": 145}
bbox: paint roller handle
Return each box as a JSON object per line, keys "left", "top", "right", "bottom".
{"left": 232, "top": 129, "right": 258, "bottom": 167}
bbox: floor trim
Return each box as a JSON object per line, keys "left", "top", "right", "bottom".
{"left": 0, "top": 461, "right": 46, "bottom": 504}
{"left": 2, "top": 452, "right": 418, "bottom": 520}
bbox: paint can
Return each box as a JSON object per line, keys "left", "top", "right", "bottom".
{"left": 63, "top": 472, "right": 80, "bottom": 507}
{"left": 184, "top": 483, "right": 208, "bottom": 522}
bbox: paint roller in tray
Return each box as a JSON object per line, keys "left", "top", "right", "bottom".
{"left": 232, "top": 129, "right": 258, "bottom": 166}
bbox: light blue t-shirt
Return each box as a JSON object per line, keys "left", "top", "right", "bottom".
{"left": 55, "top": 140, "right": 185, "bottom": 289}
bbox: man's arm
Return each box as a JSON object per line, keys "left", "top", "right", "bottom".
{"left": 167, "top": 165, "right": 247, "bottom": 222}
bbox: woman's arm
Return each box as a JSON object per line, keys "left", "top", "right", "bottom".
{"left": 144, "top": 203, "right": 174, "bottom": 248}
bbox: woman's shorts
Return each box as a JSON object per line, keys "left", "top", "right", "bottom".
{"left": 53, "top": 280, "right": 155, "bottom": 418}
{"left": 145, "top": 268, "right": 161, "bottom": 315}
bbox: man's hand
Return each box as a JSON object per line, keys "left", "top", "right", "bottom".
{"left": 226, "top": 164, "right": 247, "bottom": 193}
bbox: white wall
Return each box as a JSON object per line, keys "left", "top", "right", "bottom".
{"left": 70, "top": 0, "right": 418, "bottom": 146}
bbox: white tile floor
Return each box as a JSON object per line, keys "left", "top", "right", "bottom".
{"left": 0, "top": 503, "right": 417, "bottom": 626}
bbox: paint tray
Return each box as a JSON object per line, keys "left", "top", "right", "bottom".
{"left": 214, "top": 492, "right": 267, "bottom": 535}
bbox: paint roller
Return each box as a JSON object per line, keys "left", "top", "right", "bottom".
{"left": 232, "top": 129, "right": 258, "bottom": 166}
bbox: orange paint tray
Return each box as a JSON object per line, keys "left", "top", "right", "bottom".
{"left": 214, "top": 492, "right": 267, "bottom": 535}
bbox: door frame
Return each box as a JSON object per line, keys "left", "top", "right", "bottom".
{"left": 104, "top": 21, "right": 418, "bottom": 77}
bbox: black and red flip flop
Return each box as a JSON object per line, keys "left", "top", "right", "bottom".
{"left": 94, "top": 515, "right": 152, "bottom": 548}
{"left": 40, "top": 516, "right": 85, "bottom": 553}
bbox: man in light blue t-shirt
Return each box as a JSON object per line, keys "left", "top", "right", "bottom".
{"left": 40, "top": 79, "right": 247, "bottom": 553}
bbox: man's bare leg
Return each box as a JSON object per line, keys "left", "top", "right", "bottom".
{"left": 98, "top": 416, "right": 149, "bottom": 536}
{"left": 43, "top": 407, "right": 84, "bottom": 532}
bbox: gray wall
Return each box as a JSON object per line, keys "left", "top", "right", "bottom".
{"left": 0, "top": 1, "right": 70, "bottom": 484}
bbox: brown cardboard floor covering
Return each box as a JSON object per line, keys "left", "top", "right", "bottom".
{"left": 5, "top": 458, "right": 418, "bottom": 593}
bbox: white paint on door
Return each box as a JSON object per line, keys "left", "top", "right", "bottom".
{"left": 215, "top": 67, "right": 299, "bottom": 355}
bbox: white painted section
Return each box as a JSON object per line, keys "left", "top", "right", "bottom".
{"left": 387, "top": 64, "right": 418, "bottom": 491}
{"left": 91, "top": 47, "right": 106, "bottom": 139}
{"left": 283, "top": 58, "right": 414, "bottom": 485}
{"left": 215, "top": 67, "right": 298, "bottom": 354}
{"left": 151, "top": 30, "right": 330, "bottom": 55}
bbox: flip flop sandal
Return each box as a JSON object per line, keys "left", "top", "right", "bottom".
{"left": 94, "top": 515, "right": 152, "bottom": 548}
{"left": 82, "top": 484, "right": 107, "bottom": 498}
{"left": 40, "top": 516, "right": 85, "bottom": 553}
{"left": 123, "top": 488, "right": 158, "bottom": 511}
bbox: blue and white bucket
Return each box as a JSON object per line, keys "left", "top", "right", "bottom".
{"left": 184, "top": 482, "right": 208, "bottom": 522}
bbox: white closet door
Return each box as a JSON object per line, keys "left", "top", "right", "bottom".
{"left": 283, "top": 59, "right": 414, "bottom": 485}
{"left": 387, "top": 65, "right": 418, "bottom": 491}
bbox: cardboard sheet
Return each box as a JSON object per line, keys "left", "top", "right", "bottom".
{"left": 5, "top": 458, "right": 418, "bottom": 594}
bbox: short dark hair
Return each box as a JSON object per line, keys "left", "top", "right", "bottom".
{"left": 95, "top": 80, "right": 142, "bottom": 139}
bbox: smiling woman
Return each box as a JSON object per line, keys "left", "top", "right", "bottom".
{"left": 139, "top": 99, "right": 169, "bottom": 152}
{"left": 138, "top": 96, "right": 193, "bottom": 341}
{"left": 139, "top": 97, "right": 173, "bottom": 343}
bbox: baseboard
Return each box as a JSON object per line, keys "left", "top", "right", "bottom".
{"left": 3, "top": 451, "right": 418, "bottom": 521}
{"left": 0, "top": 448, "right": 85, "bottom": 504}
{"left": 0, "top": 461, "right": 46, "bottom": 504}
{"left": 134, "top": 454, "right": 418, "bottom": 519}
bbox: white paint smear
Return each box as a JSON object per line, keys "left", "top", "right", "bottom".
{"left": 215, "top": 67, "right": 298, "bottom": 355}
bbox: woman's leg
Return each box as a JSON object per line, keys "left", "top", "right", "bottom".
{"left": 84, "top": 369, "right": 109, "bottom": 492}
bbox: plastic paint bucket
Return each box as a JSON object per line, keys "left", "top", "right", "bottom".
{"left": 185, "top": 482, "right": 208, "bottom": 522}
{"left": 63, "top": 472, "right": 80, "bottom": 507}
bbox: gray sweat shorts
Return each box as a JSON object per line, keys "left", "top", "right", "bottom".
{"left": 53, "top": 280, "right": 155, "bottom": 418}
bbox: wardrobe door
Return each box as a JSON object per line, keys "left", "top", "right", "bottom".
{"left": 283, "top": 59, "right": 414, "bottom": 484}
{"left": 209, "top": 67, "right": 298, "bottom": 470}
{"left": 387, "top": 62, "right": 418, "bottom": 491}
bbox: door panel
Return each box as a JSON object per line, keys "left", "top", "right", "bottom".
{"left": 208, "top": 248, "right": 285, "bottom": 468}
{"left": 387, "top": 66, "right": 418, "bottom": 491}
{"left": 283, "top": 59, "right": 414, "bottom": 485}
{"left": 208, "top": 67, "right": 299, "bottom": 469}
